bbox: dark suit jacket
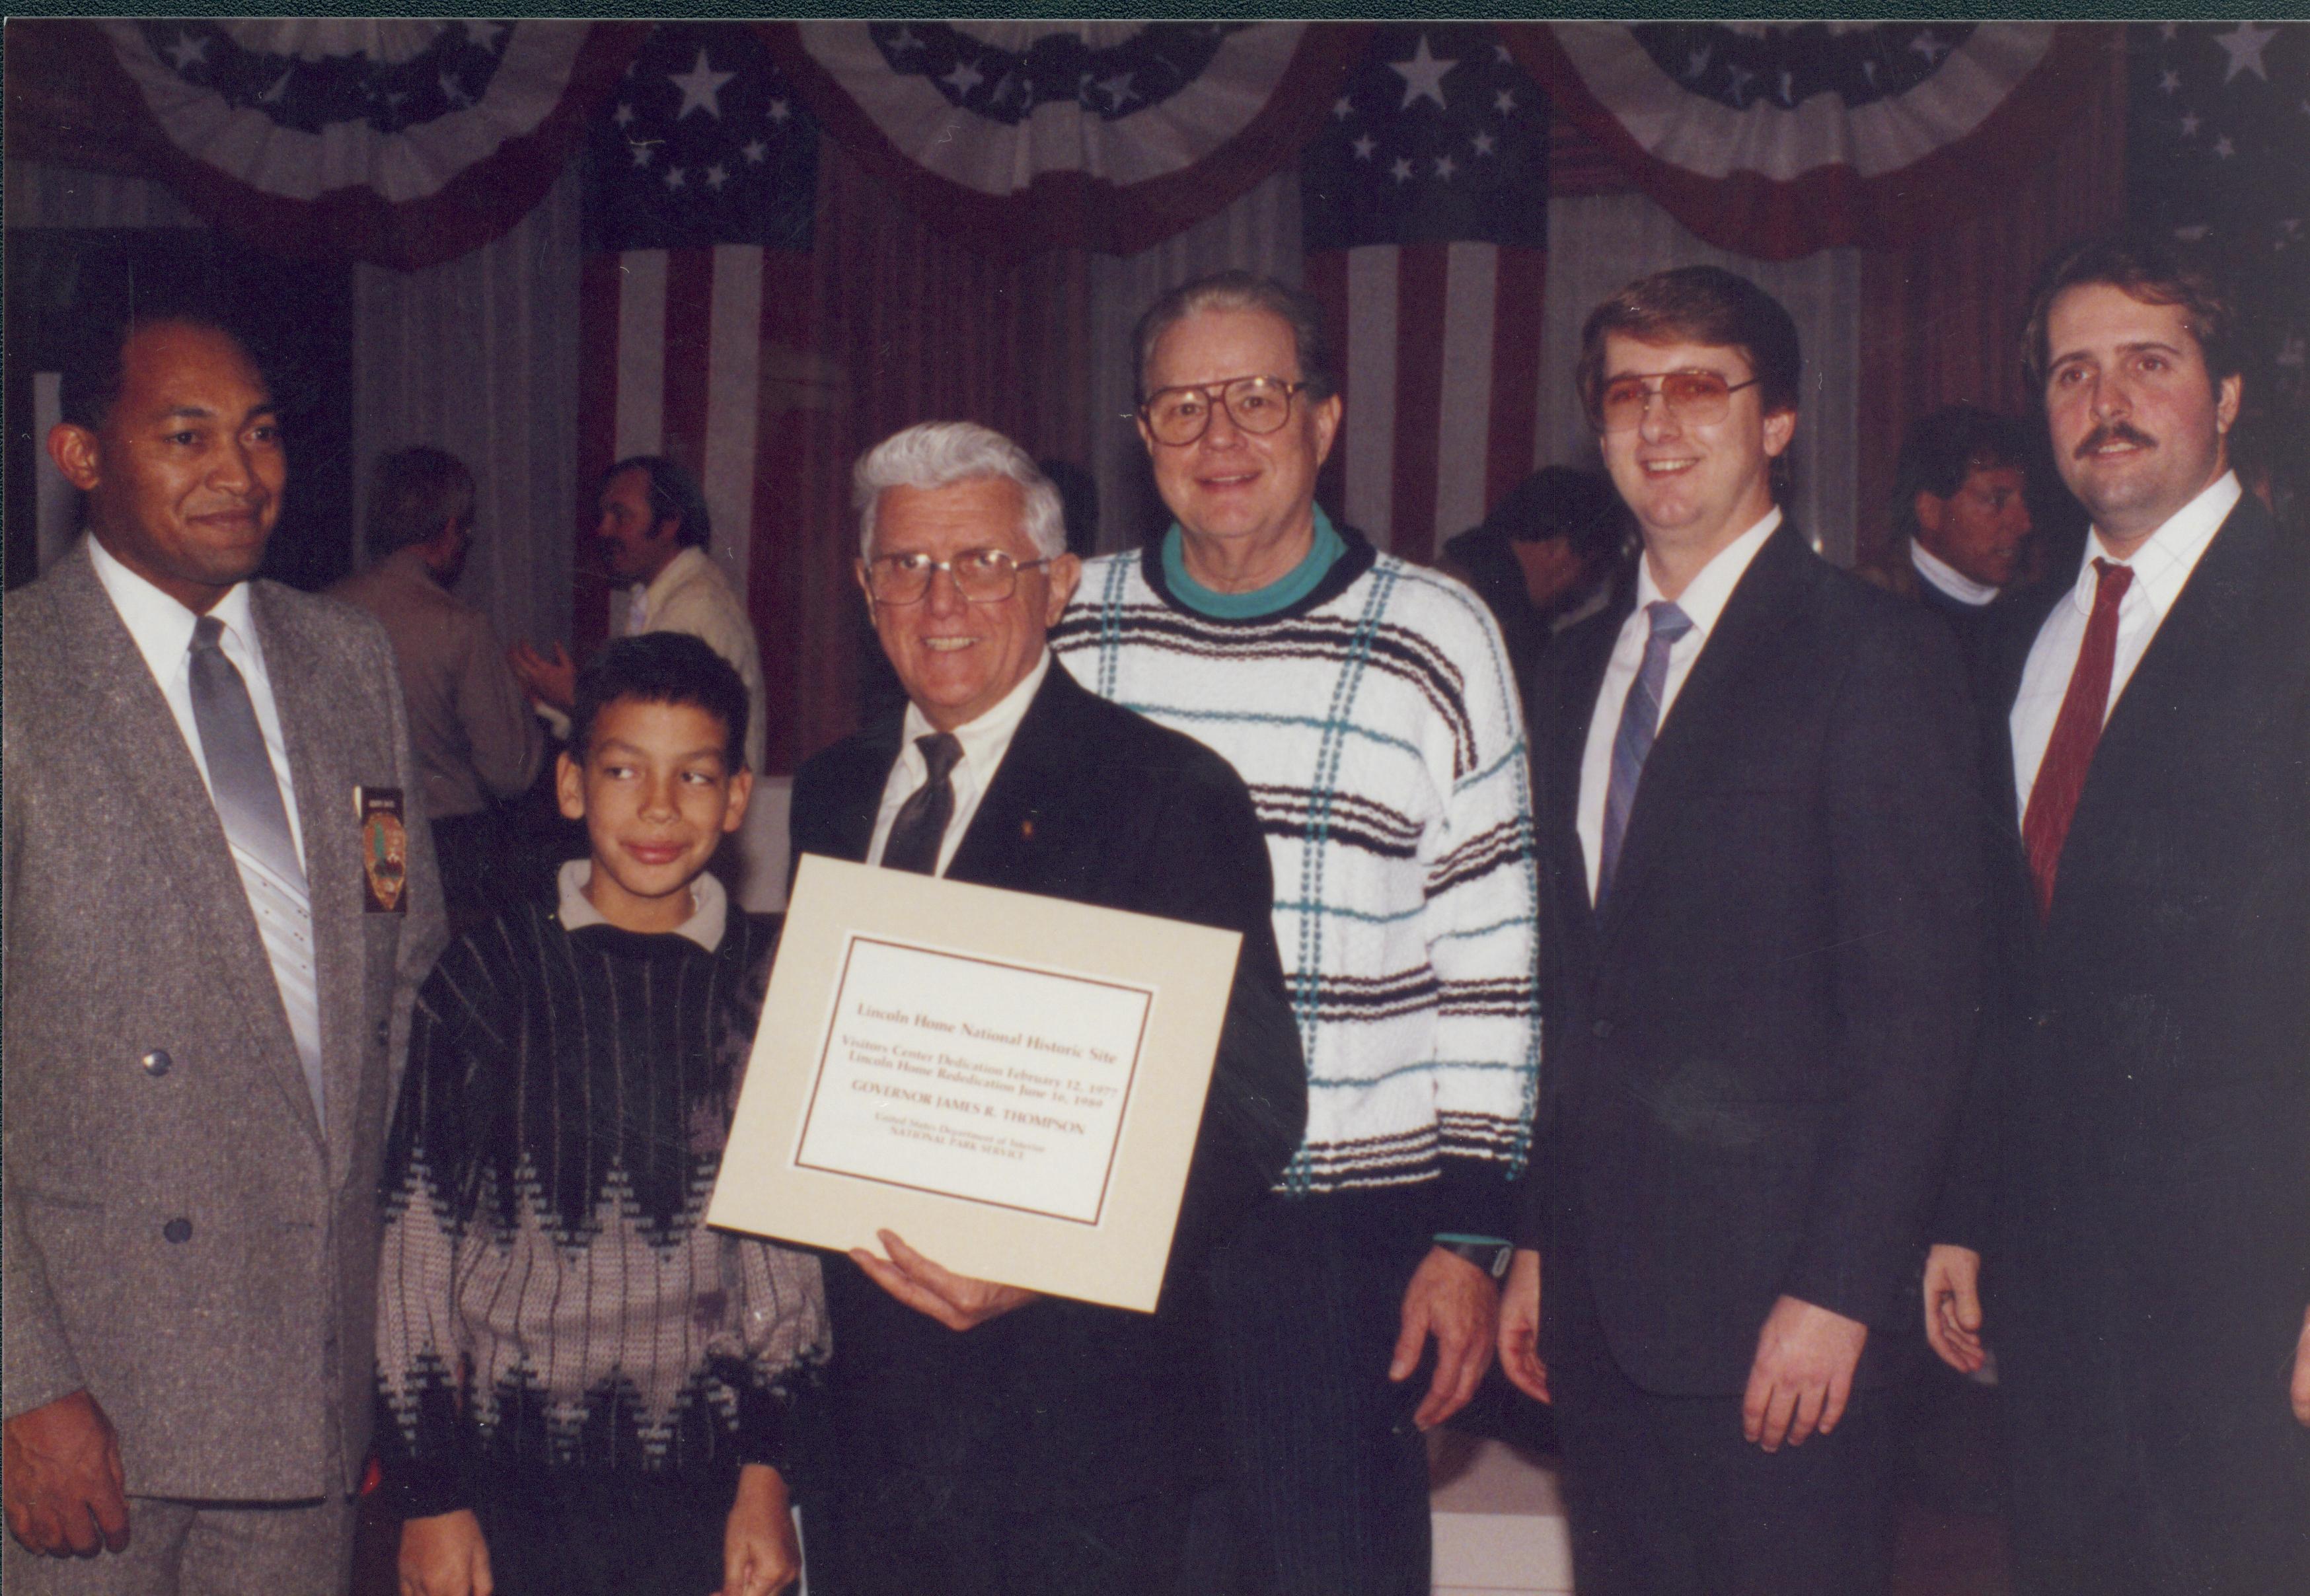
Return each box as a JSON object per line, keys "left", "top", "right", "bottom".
{"left": 1514, "top": 524, "right": 1984, "bottom": 1395}
{"left": 1943, "top": 494, "right": 2310, "bottom": 1507}
{"left": 789, "top": 663, "right": 1306, "bottom": 1507}
{"left": 2, "top": 542, "right": 447, "bottom": 1498}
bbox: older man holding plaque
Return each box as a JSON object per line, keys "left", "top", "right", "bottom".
{"left": 787, "top": 421, "right": 1305, "bottom": 1596}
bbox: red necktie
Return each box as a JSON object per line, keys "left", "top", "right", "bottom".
{"left": 2022, "top": 558, "right": 2134, "bottom": 919}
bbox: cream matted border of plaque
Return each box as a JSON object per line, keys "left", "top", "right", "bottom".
{"left": 707, "top": 853, "right": 1242, "bottom": 1313}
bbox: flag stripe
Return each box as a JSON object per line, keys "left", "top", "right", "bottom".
{"left": 1342, "top": 245, "right": 1400, "bottom": 549}
{"left": 659, "top": 247, "right": 716, "bottom": 474}
{"left": 575, "top": 252, "right": 627, "bottom": 661}
{"left": 613, "top": 250, "right": 670, "bottom": 460}
{"left": 1305, "top": 248, "right": 1350, "bottom": 526}
{"left": 702, "top": 242, "right": 766, "bottom": 605}
{"left": 1486, "top": 246, "right": 1549, "bottom": 513}
{"left": 1433, "top": 242, "right": 1500, "bottom": 548}
{"left": 747, "top": 246, "right": 822, "bottom": 774}
{"left": 1388, "top": 242, "right": 1449, "bottom": 564}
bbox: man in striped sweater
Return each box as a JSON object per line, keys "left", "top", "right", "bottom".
{"left": 1051, "top": 272, "right": 1540, "bottom": 1596}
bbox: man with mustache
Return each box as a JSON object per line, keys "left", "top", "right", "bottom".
{"left": 1924, "top": 235, "right": 2310, "bottom": 1594}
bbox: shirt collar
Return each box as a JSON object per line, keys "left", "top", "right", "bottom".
{"left": 556, "top": 857, "right": 727, "bottom": 951}
{"left": 900, "top": 647, "right": 1051, "bottom": 780}
{"left": 636, "top": 544, "right": 712, "bottom": 616}
{"left": 87, "top": 532, "right": 258, "bottom": 684}
{"left": 2073, "top": 470, "right": 2241, "bottom": 619}
{"left": 1910, "top": 539, "right": 1999, "bottom": 606}
{"left": 1633, "top": 507, "right": 1782, "bottom": 640}
{"left": 379, "top": 546, "right": 442, "bottom": 587}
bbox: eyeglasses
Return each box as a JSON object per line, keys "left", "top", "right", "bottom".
{"left": 1595, "top": 372, "right": 1762, "bottom": 433}
{"left": 1139, "top": 376, "right": 1310, "bottom": 446}
{"left": 864, "top": 548, "right": 1055, "bottom": 605}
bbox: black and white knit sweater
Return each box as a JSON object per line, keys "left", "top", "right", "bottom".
{"left": 1052, "top": 525, "right": 1540, "bottom": 1237}
{"left": 373, "top": 887, "right": 827, "bottom": 1519}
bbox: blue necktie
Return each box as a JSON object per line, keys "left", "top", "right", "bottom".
{"left": 1598, "top": 600, "right": 1693, "bottom": 905}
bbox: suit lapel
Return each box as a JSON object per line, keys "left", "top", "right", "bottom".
{"left": 2053, "top": 497, "right": 2274, "bottom": 897}
{"left": 254, "top": 585, "right": 363, "bottom": 1173}
{"left": 1598, "top": 526, "right": 1808, "bottom": 943}
{"left": 1544, "top": 605, "right": 1623, "bottom": 959}
{"left": 946, "top": 667, "right": 1078, "bottom": 889}
{"left": 54, "top": 554, "right": 323, "bottom": 1145}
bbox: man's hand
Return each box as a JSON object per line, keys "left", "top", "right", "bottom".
{"left": 506, "top": 641, "right": 576, "bottom": 714}
{"left": 1742, "top": 1295, "right": 1869, "bottom": 1452}
{"left": 1923, "top": 1244, "right": 1987, "bottom": 1375}
{"left": 716, "top": 1464, "right": 800, "bottom": 1596}
{"left": 1497, "top": 1248, "right": 1550, "bottom": 1404}
{"left": 1390, "top": 1246, "right": 1501, "bottom": 1430}
{"left": 850, "top": 1231, "right": 1038, "bottom": 1332}
{"left": 3, "top": 1388, "right": 130, "bottom": 1557}
{"left": 398, "top": 1509, "right": 492, "bottom": 1596}
{"left": 2291, "top": 1304, "right": 2310, "bottom": 1428}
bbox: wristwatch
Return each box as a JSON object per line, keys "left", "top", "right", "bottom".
{"left": 1436, "top": 1237, "right": 1514, "bottom": 1280}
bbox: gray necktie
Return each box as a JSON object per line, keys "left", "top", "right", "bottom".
{"left": 881, "top": 733, "right": 963, "bottom": 876}
{"left": 190, "top": 616, "right": 306, "bottom": 891}
{"left": 190, "top": 616, "right": 323, "bottom": 1118}
{"left": 1598, "top": 600, "right": 1694, "bottom": 905}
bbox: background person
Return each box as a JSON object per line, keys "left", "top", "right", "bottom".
{"left": 332, "top": 445, "right": 543, "bottom": 933}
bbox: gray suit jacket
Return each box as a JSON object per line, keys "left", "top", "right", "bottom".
{"left": 3, "top": 541, "right": 448, "bottom": 1499}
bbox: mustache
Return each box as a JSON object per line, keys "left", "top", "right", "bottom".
{"left": 2076, "top": 422, "right": 2155, "bottom": 458}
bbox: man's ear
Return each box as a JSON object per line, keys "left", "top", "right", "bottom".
{"left": 1913, "top": 490, "right": 1947, "bottom": 540}
{"left": 1761, "top": 406, "right": 1797, "bottom": 460}
{"left": 47, "top": 423, "right": 101, "bottom": 493}
{"left": 1309, "top": 392, "right": 1343, "bottom": 469}
{"left": 555, "top": 750, "right": 587, "bottom": 821}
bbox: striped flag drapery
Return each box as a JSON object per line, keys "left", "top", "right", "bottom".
{"left": 578, "top": 22, "right": 831, "bottom": 772}
{"left": 1505, "top": 22, "right": 2108, "bottom": 262}
{"left": 1303, "top": 24, "right": 1550, "bottom": 564}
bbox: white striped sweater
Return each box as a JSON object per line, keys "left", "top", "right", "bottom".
{"left": 1051, "top": 528, "right": 1540, "bottom": 1234}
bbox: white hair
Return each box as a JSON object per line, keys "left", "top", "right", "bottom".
{"left": 852, "top": 421, "right": 1066, "bottom": 562}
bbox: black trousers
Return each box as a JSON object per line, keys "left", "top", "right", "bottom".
{"left": 472, "top": 1471, "right": 730, "bottom": 1596}
{"left": 806, "top": 1469, "right": 1191, "bottom": 1596}
{"left": 1202, "top": 1192, "right": 1436, "bottom": 1596}
{"left": 1547, "top": 1246, "right": 1898, "bottom": 1596}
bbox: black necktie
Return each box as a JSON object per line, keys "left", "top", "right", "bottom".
{"left": 881, "top": 733, "right": 963, "bottom": 875}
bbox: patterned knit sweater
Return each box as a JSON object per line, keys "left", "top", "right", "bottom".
{"left": 373, "top": 898, "right": 827, "bottom": 1519}
{"left": 1051, "top": 526, "right": 1540, "bottom": 1236}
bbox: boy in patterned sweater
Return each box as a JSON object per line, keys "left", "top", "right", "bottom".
{"left": 375, "top": 634, "right": 825, "bottom": 1596}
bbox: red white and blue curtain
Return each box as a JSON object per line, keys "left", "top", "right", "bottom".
{"left": 1505, "top": 22, "right": 2108, "bottom": 261}
{"left": 76, "top": 20, "right": 643, "bottom": 268}
{"left": 763, "top": 22, "right": 1370, "bottom": 255}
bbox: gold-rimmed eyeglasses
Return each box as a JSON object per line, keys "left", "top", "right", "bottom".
{"left": 864, "top": 548, "right": 1055, "bottom": 605}
{"left": 1595, "top": 372, "right": 1762, "bottom": 433}
{"left": 1138, "top": 376, "right": 1310, "bottom": 446}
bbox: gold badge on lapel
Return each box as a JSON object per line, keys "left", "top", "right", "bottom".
{"left": 356, "top": 786, "right": 408, "bottom": 914}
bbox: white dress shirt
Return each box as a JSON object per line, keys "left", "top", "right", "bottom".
{"left": 2010, "top": 471, "right": 2240, "bottom": 817}
{"left": 1911, "top": 540, "right": 1999, "bottom": 607}
{"left": 868, "top": 650, "right": 1051, "bottom": 878}
{"left": 89, "top": 536, "right": 322, "bottom": 1099}
{"left": 1577, "top": 509, "right": 1782, "bottom": 906}
{"left": 618, "top": 546, "right": 770, "bottom": 776}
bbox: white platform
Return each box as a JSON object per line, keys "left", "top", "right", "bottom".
{"left": 1430, "top": 1432, "right": 1575, "bottom": 1595}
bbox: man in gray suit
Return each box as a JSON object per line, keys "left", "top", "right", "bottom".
{"left": 3, "top": 300, "right": 446, "bottom": 1592}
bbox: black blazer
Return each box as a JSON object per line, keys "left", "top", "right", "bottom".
{"left": 1946, "top": 495, "right": 2310, "bottom": 1466}
{"left": 1514, "top": 525, "right": 1985, "bottom": 1395}
{"left": 789, "top": 663, "right": 1306, "bottom": 1507}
